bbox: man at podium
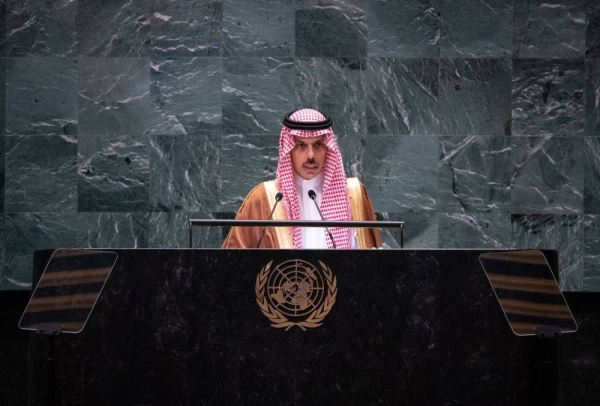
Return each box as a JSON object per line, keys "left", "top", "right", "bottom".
{"left": 223, "top": 108, "right": 381, "bottom": 249}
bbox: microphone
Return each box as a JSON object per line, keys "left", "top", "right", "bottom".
{"left": 256, "top": 192, "right": 283, "bottom": 248}
{"left": 308, "top": 190, "right": 336, "bottom": 249}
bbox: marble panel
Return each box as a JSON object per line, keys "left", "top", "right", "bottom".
{"left": 510, "top": 136, "right": 583, "bottom": 214}
{"left": 585, "top": 137, "right": 600, "bottom": 214}
{"left": 583, "top": 215, "right": 600, "bottom": 291}
{"left": 438, "top": 0, "right": 512, "bottom": 58}
{"left": 77, "top": 212, "right": 149, "bottom": 248}
{"left": 586, "top": 59, "right": 600, "bottom": 136}
{"left": 336, "top": 132, "right": 367, "bottom": 181}
{"left": 511, "top": 214, "right": 583, "bottom": 291}
{"left": 150, "top": 0, "right": 222, "bottom": 57}
{"left": 5, "top": 0, "right": 77, "bottom": 57}
{"left": 0, "top": 138, "right": 4, "bottom": 212}
{"left": 438, "top": 58, "right": 512, "bottom": 136}
{"left": 0, "top": 59, "right": 4, "bottom": 133}
{"left": 513, "top": 0, "right": 586, "bottom": 59}
{"left": 78, "top": 57, "right": 150, "bottom": 136}
{"left": 223, "top": 57, "right": 295, "bottom": 134}
{"left": 512, "top": 59, "right": 585, "bottom": 136}
{"left": 366, "top": 0, "right": 440, "bottom": 58}
{"left": 149, "top": 211, "right": 225, "bottom": 248}
{"left": 149, "top": 58, "right": 222, "bottom": 136}
{"left": 377, "top": 211, "right": 438, "bottom": 249}
{"left": 0, "top": 2, "right": 5, "bottom": 56}
{"left": 149, "top": 134, "right": 221, "bottom": 212}
{"left": 296, "top": 0, "right": 367, "bottom": 57}
{"left": 361, "top": 136, "right": 438, "bottom": 213}
{"left": 438, "top": 212, "right": 511, "bottom": 249}
{"left": 2, "top": 213, "right": 77, "bottom": 289}
{"left": 220, "top": 134, "right": 278, "bottom": 211}
{"left": 78, "top": 133, "right": 149, "bottom": 212}
{"left": 295, "top": 58, "right": 365, "bottom": 137}
{"left": 77, "top": 0, "right": 151, "bottom": 56}
{"left": 587, "top": 1, "right": 600, "bottom": 58}
{"left": 5, "top": 135, "right": 77, "bottom": 212}
{"left": 5, "top": 57, "right": 77, "bottom": 135}
{"left": 366, "top": 58, "right": 439, "bottom": 135}
{"left": 223, "top": 0, "right": 293, "bottom": 57}
{"left": 439, "top": 136, "right": 511, "bottom": 213}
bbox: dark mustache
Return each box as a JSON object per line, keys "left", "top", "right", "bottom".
{"left": 304, "top": 158, "right": 316, "bottom": 164}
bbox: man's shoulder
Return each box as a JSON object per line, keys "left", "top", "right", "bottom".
{"left": 346, "top": 177, "right": 374, "bottom": 206}
{"left": 245, "top": 182, "right": 268, "bottom": 199}
{"left": 346, "top": 177, "right": 366, "bottom": 191}
{"left": 244, "top": 180, "right": 278, "bottom": 201}
{"left": 236, "top": 182, "right": 271, "bottom": 216}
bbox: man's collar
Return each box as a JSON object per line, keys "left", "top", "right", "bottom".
{"left": 294, "top": 172, "right": 324, "bottom": 189}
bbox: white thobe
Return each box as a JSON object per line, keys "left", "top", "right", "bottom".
{"left": 294, "top": 173, "right": 356, "bottom": 249}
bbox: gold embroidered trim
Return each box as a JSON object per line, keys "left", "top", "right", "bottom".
{"left": 347, "top": 177, "right": 372, "bottom": 249}
{"left": 264, "top": 180, "right": 293, "bottom": 248}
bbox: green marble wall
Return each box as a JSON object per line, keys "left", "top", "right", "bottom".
{"left": 0, "top": 0, "right": 599, "bottom": 292}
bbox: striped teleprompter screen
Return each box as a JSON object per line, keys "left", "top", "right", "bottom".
{"left": 19, "top": 249, "right": 118, "bottom": 334}
{"left": 479, "top": 250, "right": 577, "bottom": 336}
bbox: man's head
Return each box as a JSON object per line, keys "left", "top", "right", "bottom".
{"left": 291, "top": 135, "right": 327, "bottom": 180}
{"left": 279, "top": 108, "right": 335, "bottom": 180}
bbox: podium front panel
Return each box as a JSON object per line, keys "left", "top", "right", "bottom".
{"left": 29, "top": 249, "right": 558, "bottom": 406}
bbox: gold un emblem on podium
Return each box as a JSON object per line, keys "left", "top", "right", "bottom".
{"left": 255, "top": 259, "right": 338, "bottom": 331}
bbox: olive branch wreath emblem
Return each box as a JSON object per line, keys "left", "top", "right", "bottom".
{"left": 255, "top": 260, "right": 338, "bottom": 331}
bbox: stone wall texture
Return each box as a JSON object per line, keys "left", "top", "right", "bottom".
{"left": 0, "top": 0, "right": 599, "bottom": 292}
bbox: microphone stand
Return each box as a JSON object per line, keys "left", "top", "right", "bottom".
{"left": 256, "top": 193, "right": 283, "bottom": 248}
{"left": 307, "top": 189, "right": 336, "bottom": 249}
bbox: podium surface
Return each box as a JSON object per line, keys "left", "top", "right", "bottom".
{"left": 28, "top": 249, "right": 559, "bottom": 406}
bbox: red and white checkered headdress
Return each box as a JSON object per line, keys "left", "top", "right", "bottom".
{"left": 276, "top": 109, "right": 352, "bottom": 249}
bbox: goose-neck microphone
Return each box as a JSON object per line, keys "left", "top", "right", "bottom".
{"left": 256, "top": 192, "right": 283, "bottom": 248}
{"left": 308, "top": 189, "right": 336, "bottom": 249}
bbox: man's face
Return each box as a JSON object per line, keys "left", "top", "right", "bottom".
{"left": 291, "top": 135, "right": 328, "bottom": 180}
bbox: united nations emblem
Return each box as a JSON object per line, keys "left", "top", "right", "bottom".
{"left": 255, "top": 259, "right": 338, "bottom": 331}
